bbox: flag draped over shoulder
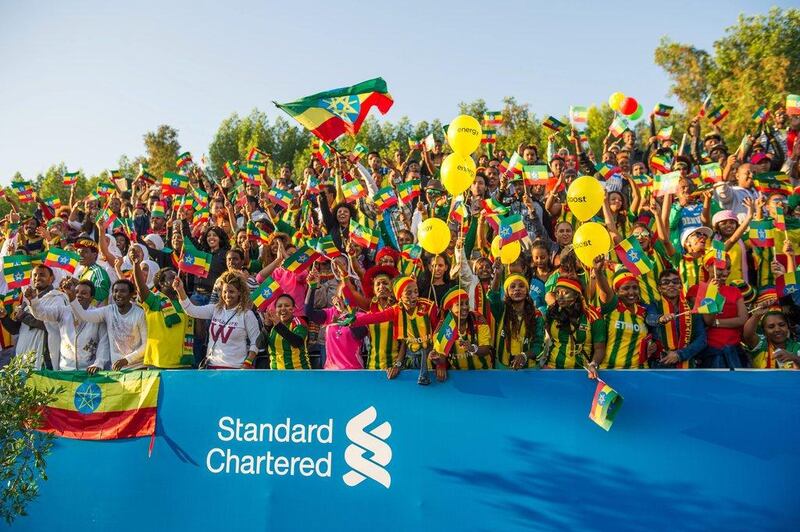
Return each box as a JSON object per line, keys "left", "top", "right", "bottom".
{"left": 26, "top": 370, "right": 160, "bottom": 440}
{"left": 274, "top": 78, "right": 394, "bottom": 143}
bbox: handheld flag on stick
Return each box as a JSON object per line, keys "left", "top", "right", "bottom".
{"left": 787, "top": 94, "right": 800, "bottom": 116}
{"left": 542, "top": 116, "right": 566, "bottom": 132}
{"left": 774, "top": 207, "right": 786, "bottom": 231}
{"left": 3, "top": 255, "right": 33, "bottom": 289}
{"left": 222, "top": 161, "right": 238, "bottom": 179}
{"left": 483, "top": 111, "right": 503, "bottom": 126}
{"left": 707, "top": 104, "right": 729, "bottom": 125}
{"left": 481, "top": 129, "right": 497, "bottom": 145}
{"left": 348, "top": 143, "right": 368, "bottom": 163}
{"left": 266, "top": 187, "right": 293, "bottom": 209}
{"left": 589, "top": 379, "right": 623, "bottom": 431}
{"left": 523, "top": 165, "right": 550, "bottom": 186}
{"left": 777, "top": 272, "right": 799, "bottom": 298}
{"left": 700, "top": 162, "right": 722, "bottom": 183}
{"left": 432, "top": 312, "right": 457, "bottom": 355}
{"left": 656, "top": 126, "right": 673, "bottom": 141}
{"left": 397, "top": 180, "right": 421, "bottom": 205}
{"left": 752, "top": 105, "right": 770, "bottom": 124}
{"left": 649, "top": 154, "right": 672, "bottom": 174}
{"left": 748, "top": 220, "right": 774, "bottom": 248}
{"left": 349, "top": 220, "right": 379, "bottom": 249}
{"left": 711, "top": 239, "right": 726, "bottom": 269}
{"left": 595, "top": 162, "right": 621, "bottom": 180}
{"left": 482, "top": 197, "right": 508, "bottom": 216}
{"left": 282, "top": 245, "right": 319, "bottom": 273}
{"left": 653, "top": 171, "right": 681, "bottom": 197}
{"left": 608, "top": 116, "right": 629, "bottom": 137}
{"left": 176, "top": 152, "right": 193, "bottom": 168}
{"left": 63, "top": 171, "right": 79, "bottom": 186}
{"left": 692, "top": 282, "right": 725, "bottom": 314}
{"left": 652, "top": 103, "right": 673, "bottom": 117}
{"left": 274, "top": 77, "right": 394, "bottom": 143}
{"left": 44, "top": 247, "right": 81, "bottom": 275}
{"left": 252, "top": 276, "right": 281, "bottom": 311}
{"left": 614, "top": 236, "right": 654, "bottom": 276}
{"left": 497, "top": 214, "right": 526, "bottom": 245}
{"left": 498, "top": 152, "right": 523, "bottom": 177}
{"left": 314, "top": 235, "right": 341, "bottom": 259}
{"left": 373, "top": 186, "right": 398, "bottom": 211}
{"left": 341, "top": 178, "right": 366, "bottom": 203}
{"left": 179, "top": 240, "right": 212, "bottom": 278}
{"left": 162, "top": 172, "right": 189, "bottom": 196}
{"left": 569, "top": 106, "right": 588, "bottom": 127}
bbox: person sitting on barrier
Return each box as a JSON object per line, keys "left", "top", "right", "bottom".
{"left": 261, "top": 294, "right": 310, "bottom": 370}
{"left": 348, "top": 276, "right": 439, "bottom": 384}
{"left": 593, "top": 261, "right": 654, "bottom": 369}
{"left": 173, "top": 272, "right": 260, "bottom": 369}
{"left": 645, "top": 269, "right": 707, "bottom": 369}
{"left": 341, "top": 264, "right": 400, "bottom": 370}
{"left": 542, "top": 277, "right": 606, "bottom": 378}
{"left": 742, "top": 305, "right": 800, "bottom": 369}
{"left": 487, "top": 266, "right": 544, "bottom": 370}
{"left": 430, "top": 287, "right": 492, "bottom": 375}
{"left": 303, "top": 267, "right": 366, "bottom": 370}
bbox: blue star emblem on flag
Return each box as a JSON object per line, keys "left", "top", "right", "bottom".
{"left": 758, "top": 229, "right": 767, "bottom": 239}
{"left": 598, "top": 392, "right": 607, "bottom": 406}
{"left": 262, "top": 288, "right": 273, "bottom": 299}
{"left": 185, "top": 256, "right": 195, "bottom": 265}
{"left": 500, "top": 226, "right": 511, "bottom": 238}
{"left": 73, "top": 382, "right": 102, "bottom": 414}
{"left": 58, "top": 255, "right": 69, "bottom": 264}
{"left": 13, "top": 272, "right": 24, "bottom": 281}
{"left": 627, "top": 249, "right": 639, "bottom": 262}
{"left": 322, "top": 95, "right": 361, "bottom": 124}
{"left": 443, "top": 327, "right": 453, "bottom": 340}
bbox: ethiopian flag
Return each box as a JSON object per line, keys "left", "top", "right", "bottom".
{"left": 614, "top": 236, "right": 654, "bottom": 276}
{"left": 349, "top": 219, "right": 379, "bottom": 249}
{"left": 274, "top": 78, "right": 394, "bottom": 143}
{"left": 45, "top": 248, "right": 80, "bottom": 274}
{"left": 432, "top": 312, "right": 457, "bottom": 355}
{"left": 162, "top": 172, "right": 189, "bottom": 196}
{"left": 4, "top": 255, "right": 33, "bottom": 289}
{"left": 692, "top": 281, "right": 725, "bottom": 314}
{"left": 179, "top": 240, "right": 212, "bottom": 278}
{"left": 26, "top": 370, "right": 160, "bottom": 440}
{"left": 252, "top": 276, "right": 281, "bottom": 311}
{"left": 589, "top": 379, "right": 623, "bottom": 431}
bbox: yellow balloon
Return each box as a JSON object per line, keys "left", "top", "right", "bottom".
{"left": 566, "top": 176, "right": 605, "bottom": 222}
{"left": 441, "top": 153, "right": 476, "bottom": 195}
{"left": 608, "top": 92, "right": 625, "bottom": 112}
{"left": 573, "top": 222, "right": 611, "bottom": 268}
{"left": 447, "top": 114, "right": 482, "bottom": 155}
{"left": 491, "top": 236, "right": 521, "bottom": 265}
{"left": 417, "top": 218, "right": 450, "bottom": 255}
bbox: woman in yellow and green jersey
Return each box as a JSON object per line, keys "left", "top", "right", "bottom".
{"left": 626, "top": 199, "right": 677, "bottom": 306}
{"left": 430, "top": 287, "right": 492, "bottom": 373}
{"left": 266, "top": 294, "right": 310, "bottom": 369}
{"left": 342, "top": 265, "right": 400, "bottom": 370}
{"left": 350, "top": 276, "right": 439, "bottom": 384}
{"left": 742, "top": 307, "right": 800, "bottom": 369}
{"left": 594, "top": 265, "right": 652, "bottom": 370}
{"left": 543, "top": 278, "right": 606, "bottom": 371}
{"left": 487, "top": 272, "right": 544, "bottom": 369}
{"left": 676, "top": 225, "right": 712, "bottom": 291}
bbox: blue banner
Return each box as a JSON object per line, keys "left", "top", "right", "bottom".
{"left": 7, "top": 371, "right": 800, "bottom": 531}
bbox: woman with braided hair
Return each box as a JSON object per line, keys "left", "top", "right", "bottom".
{"left": 487, "top": 266, "right": 544, "bottom": 370}
{"left": 429, "top": 287, "right": 493, "bottom": 377}
{"left": 543, "top": 277, "right": 606, "bottom": 378}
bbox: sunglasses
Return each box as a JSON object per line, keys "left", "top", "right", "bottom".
{"left": 660, "top": 279, "right": 681, "bottom": 286}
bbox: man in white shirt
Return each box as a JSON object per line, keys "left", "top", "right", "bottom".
{"left": 31, "top": 277, "right": 108, "bottom": 370}
{"left": 16, "top": 265, "right": 65, "bottom": 369}
{"left": 65, "top": 279, "right": 146, "bottom": 374}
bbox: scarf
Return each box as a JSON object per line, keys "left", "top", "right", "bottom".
{"left": 147, "top": 290, "right": 182, "bottom": 328}
{"left": 661, "top": 297, "right": 692, "bottom": 350}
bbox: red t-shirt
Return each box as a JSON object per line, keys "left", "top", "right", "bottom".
{"left": 687, "top": 283, "right": 743, "bottom": 349}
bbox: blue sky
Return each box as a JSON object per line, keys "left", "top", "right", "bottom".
{"left": 0, "top": 0, "right": 793, "bottom": 182}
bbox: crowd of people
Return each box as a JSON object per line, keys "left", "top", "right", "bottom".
{"left": 2, "top": 101, "right": 800, "bottom": 382}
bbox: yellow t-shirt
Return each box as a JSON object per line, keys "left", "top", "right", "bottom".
{"left": 143, "top": 292, "right": 194, "bottom": 368}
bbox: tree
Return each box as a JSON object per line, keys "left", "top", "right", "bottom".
{"left": 143, "top": 125, "right": 181, "bottom": 179}
{"left": 655, "top": 7, "right": 800, "bottom": 143}
{"left": 0, "top": 353, "right": 59, "bottom": 523}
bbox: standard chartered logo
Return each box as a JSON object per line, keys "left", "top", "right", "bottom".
{"left": 342, "top": 406, "right": 392, "bottom": 488}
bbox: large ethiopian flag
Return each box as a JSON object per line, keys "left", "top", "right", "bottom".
{"left": 274, "top": 77, "right": 394, "bottom": 143}
{"left": 26, "top": 370, "right": 160, "bottom": 440}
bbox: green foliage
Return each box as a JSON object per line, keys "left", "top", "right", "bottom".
{"left": 655, "top": 7, "right": 800, "bottom": 144}
{"left": 0, "top": 353, "right": 59, "bottom": 523}
{"left": 143, "top": 124, "right": 181, "bottom": 179}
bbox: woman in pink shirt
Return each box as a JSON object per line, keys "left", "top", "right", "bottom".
{"left": 303, "top": 269, "right": 366, "bottom": 369}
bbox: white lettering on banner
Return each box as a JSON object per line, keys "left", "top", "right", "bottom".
{"left": 206, "top": 407, "right": 392, "bottom": 488}
{"left": 342, "top": 406, "right": 393, "bottom": 488}
{"left": 614, "top": 321, "right": 641, "bottom": 332}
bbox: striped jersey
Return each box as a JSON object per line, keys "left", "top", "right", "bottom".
{"left": 545, "top": 306, "right": 606, "bottom": 369}
{"left": 637, "top": 243, "right": 672, "bottom": 306}
{"left": 745, "top": 336, "right": 799, "bottom": 369}
{"left": 448, "top": 313, "right": 492, "bottom": 370}
{"left": 677, "top": 255, "right": 704, "bottom": 292}
{"left": 487, "top": 291, "right": 544, "bottom": 368}
{"left": 365, "top": 299, "right": 399, "bottom": 369}
{"left": 600, "top": 296, "right": 649, "bottom": 369}
{"left": 269, "top": 317, "right": 309, "bottom": 370}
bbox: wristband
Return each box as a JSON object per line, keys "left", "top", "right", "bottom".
{"left": 393, "top": 359, "right": 404, "bottom": 368}
{"left": 242, "top": 358, "right": 254, "bottom": 368}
